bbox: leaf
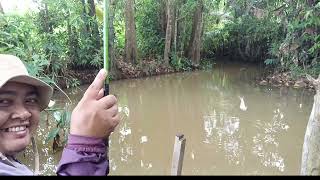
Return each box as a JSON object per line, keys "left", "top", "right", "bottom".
{"left": 96, "top": 6, "right": 103, "bottom": 23}
{"left": 53, "top": 111, "right": 62, "bottom": 123}
{"left": 65, "top": 111, "right": 71, "bottom": 125}
{"left": 264, "top": 59, "right": 278, "bottom": 65}
{"left": 60, "top": 110, "right": 68, "bottom": 127}
{"left": 45, "top": 128, "right": 60, "bottom": 143}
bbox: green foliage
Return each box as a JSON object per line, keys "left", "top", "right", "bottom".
{"left": 170, "top": 55, "right": 193, "bottom": 71}
{"left": 1, "top": 0, "right": 319, "bottom": 84}
{"left": 0, "top": 0, "right": 103, "bottom": 88}
{"left": 45, "top": 105, "right": 71, "bottom": 144}
{"left": 200, "top": 58, "right": 215, "bottom": 70}
{"left": 114, "top": 16, "right": 126, "bottom": 53}
{"left": 135, "top": 0, "right": 164, "bottom": 56}
{"left": 0, "top": 13, "right": 39, "bottom": 59}
{"left": 264, "top": 59, "right": 279, "bottom": 66}
{"left": 45, "top": 128, "right": 60, "bottom": 144}
{"left": 202, "top": 0, "right": 319, "bottom": 76}
{"left": 268, "top": 0, "right": 320, "bottom": 76}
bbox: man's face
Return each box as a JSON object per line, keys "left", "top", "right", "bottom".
{"left": 0, "top": 82, "right": 40, "bottom": 156}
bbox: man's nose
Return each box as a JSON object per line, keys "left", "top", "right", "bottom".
{"left": 11, "top": 105, "right": 32, "bottom": 120}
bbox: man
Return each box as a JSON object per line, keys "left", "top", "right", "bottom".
{"left": 0, "top": 54, "right": 120, "bottom": 175}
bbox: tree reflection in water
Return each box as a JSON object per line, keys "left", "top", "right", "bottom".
{"left": 203, "top": 110, "right": 243, "bottom": 165}
{"left": 203, "top": 107, "right": 290, "bottom": 172}
{"left": 110, "top": 104, "right": 133, "bottom": 171}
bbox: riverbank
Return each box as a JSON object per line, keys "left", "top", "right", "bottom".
{"left": 257, "top": 71, "right": 316, "bottom": 92}
{"left": 69, "top": 58, "right": 201, "bottom": 86}
{"left": 67, "top": 59, "right": 317, "bottom": 94}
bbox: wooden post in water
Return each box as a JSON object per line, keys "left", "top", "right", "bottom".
{"left": 171, "top": 134, "right": 186, "bottom": 176}
{"left": 301, "top": 74, "right": 320, "bottom": 175}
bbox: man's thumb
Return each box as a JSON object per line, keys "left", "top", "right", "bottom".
{"left": 83, "top": 69, "right": 107, "bottom": 99}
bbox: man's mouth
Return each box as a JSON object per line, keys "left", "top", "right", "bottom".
{"left": 4, "top": 126, "right": 28, "bottom": 132}
{"left": 0, "top": 124, "right": 30, "bottom": 133}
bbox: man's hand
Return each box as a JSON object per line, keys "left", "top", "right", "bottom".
{"left": 70, "top": 69, "right": 120, "bottom": 138}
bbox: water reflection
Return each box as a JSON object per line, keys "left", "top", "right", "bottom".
{"left": 252, "top": 108, "right": 289, "bottom": 172}
{"left": 203, "top": 112, "right": 243, "bottom": 166}
{"left": 111, "top": 104, "right": 133, "bottom": 171}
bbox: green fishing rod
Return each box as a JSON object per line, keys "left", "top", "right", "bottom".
{"left": 103, "top": 0, "right": 110, "bottom": 173}
{"left": 104, "top": 0, "right": 109, "bottom": 96}
{"left": 103, "top": 1, "right": 111, "bottom": 174}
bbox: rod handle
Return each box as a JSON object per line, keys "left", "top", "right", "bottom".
{"left": 104, "top": 83, "right": 109, "bottom": 96}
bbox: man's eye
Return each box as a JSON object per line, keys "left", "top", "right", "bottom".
{"left": 0, "top": 99, "right": 11, "bottom": 106}
{"left": 26, "top": 98, "right": 39, "bottom": 105}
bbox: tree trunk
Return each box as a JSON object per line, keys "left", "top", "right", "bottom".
{"left": 39, "top": 2, "right": 55, "bottom": 73}
{"left": 67, "top": 12, "right": 79, "bottom": 67}
{"left": 177, "top": 0, "right": 187, "bottom": 57}
{"left": 109, "top": 0, "right": 121, "bottom": 78}
{"left": 163, "top": 0, "right": 174, "bottom": 66}
{"left": 81, "top": 0, "right": 90, "bottom": 36}
{"left": 124, "top": 0, "right": 138, "bottom": 65}
{"left": 88, "top": 0, "right": 101, "bottom": 49}
{"left": 43, "top": 3, "right": 53, "bottom": 34}
{"left": 187, "top": 0, "right": 203, "bottom": 66}
{"left": 301, "top": 74, "right": 320, "bottom": 175}
{"left": 172, "top": 2, "right": 177, "bottom": 57}
{"left": 159, "top": 0, "right": 167, "bottom": 36}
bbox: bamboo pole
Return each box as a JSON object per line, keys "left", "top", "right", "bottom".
{"left": 171, "top": 134, "right": 186, "bottom": 176}
{"left": 103, "top": 1, "right": 110, "bottom": 175}
{"left": 104, "top": 0, "right": 109, "bottom": 96}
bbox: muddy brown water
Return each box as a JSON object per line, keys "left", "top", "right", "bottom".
{"left": 20, "top": 62, "right": 314, "bottom": 175}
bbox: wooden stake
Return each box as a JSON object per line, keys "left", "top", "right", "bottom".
{"left": 171, "top": 134, "right": 186, "bottom": 176}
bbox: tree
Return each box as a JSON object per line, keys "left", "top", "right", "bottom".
{"left": 109, "top": 0, "right": 121, "bottom": 78}
{"left": 176, "top": 0, "right": 187, "bottom": 57}
{"left": 163, "top": 0, "right": 174, "bottom": 66}
{"left": 67, "top": 10, "right": 80, "bottom": 65}
{"left": 124, "top": 0, "right": 138, "bottom": 65}
{"left": 88, "top": 0, "right": 101, "bottom": 49}
{"left": 159, "top": 0, "right": 167, "bottom": 36}
{"left": 81, "top": 0, "right": 90, "bottom": 36}
{"left": 187, "top": 0, "right": 203, "bottom": 66}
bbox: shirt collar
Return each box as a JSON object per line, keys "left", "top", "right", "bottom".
{"left": 0, "top": 152, "right": 17, "bottom": 167}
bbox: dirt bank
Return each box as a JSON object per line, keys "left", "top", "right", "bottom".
{"left": 257, "top": 71, "right": 316, "bottom": 92}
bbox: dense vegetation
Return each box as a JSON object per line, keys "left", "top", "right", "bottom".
{"left": 0, "top": 0, "right": 319, "bottom": 88}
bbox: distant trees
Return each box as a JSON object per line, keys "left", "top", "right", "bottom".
{"left": 0, "top": 0, "right": 319, "bottom": 86}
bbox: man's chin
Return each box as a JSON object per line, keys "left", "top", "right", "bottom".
{"left": 5, "top": 138, "right": 31, "bottom": 156}
{"left": 7, "top": 147, "right": 27, "bottom": 156}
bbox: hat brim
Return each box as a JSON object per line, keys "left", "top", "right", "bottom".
{"left": 2, "top": 75, "right": 53, "bottom": 111}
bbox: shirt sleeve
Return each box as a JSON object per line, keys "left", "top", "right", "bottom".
{"left": 56, "top": 134, "right": 109, "bottom": 176}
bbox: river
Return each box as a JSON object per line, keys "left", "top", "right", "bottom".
{"left": 20, "top": 61, "right": 314, "bottom": 175}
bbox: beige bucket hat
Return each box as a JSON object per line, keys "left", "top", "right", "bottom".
{"left": 0, "top": 54, "right": 53, "bottom": 110}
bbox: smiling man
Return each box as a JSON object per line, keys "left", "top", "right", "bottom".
{"left": 0, "top": 54, "right": 120, "bottom": 175}
{"left": 0, "top": 83, "right": 41, "bottom": 154}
